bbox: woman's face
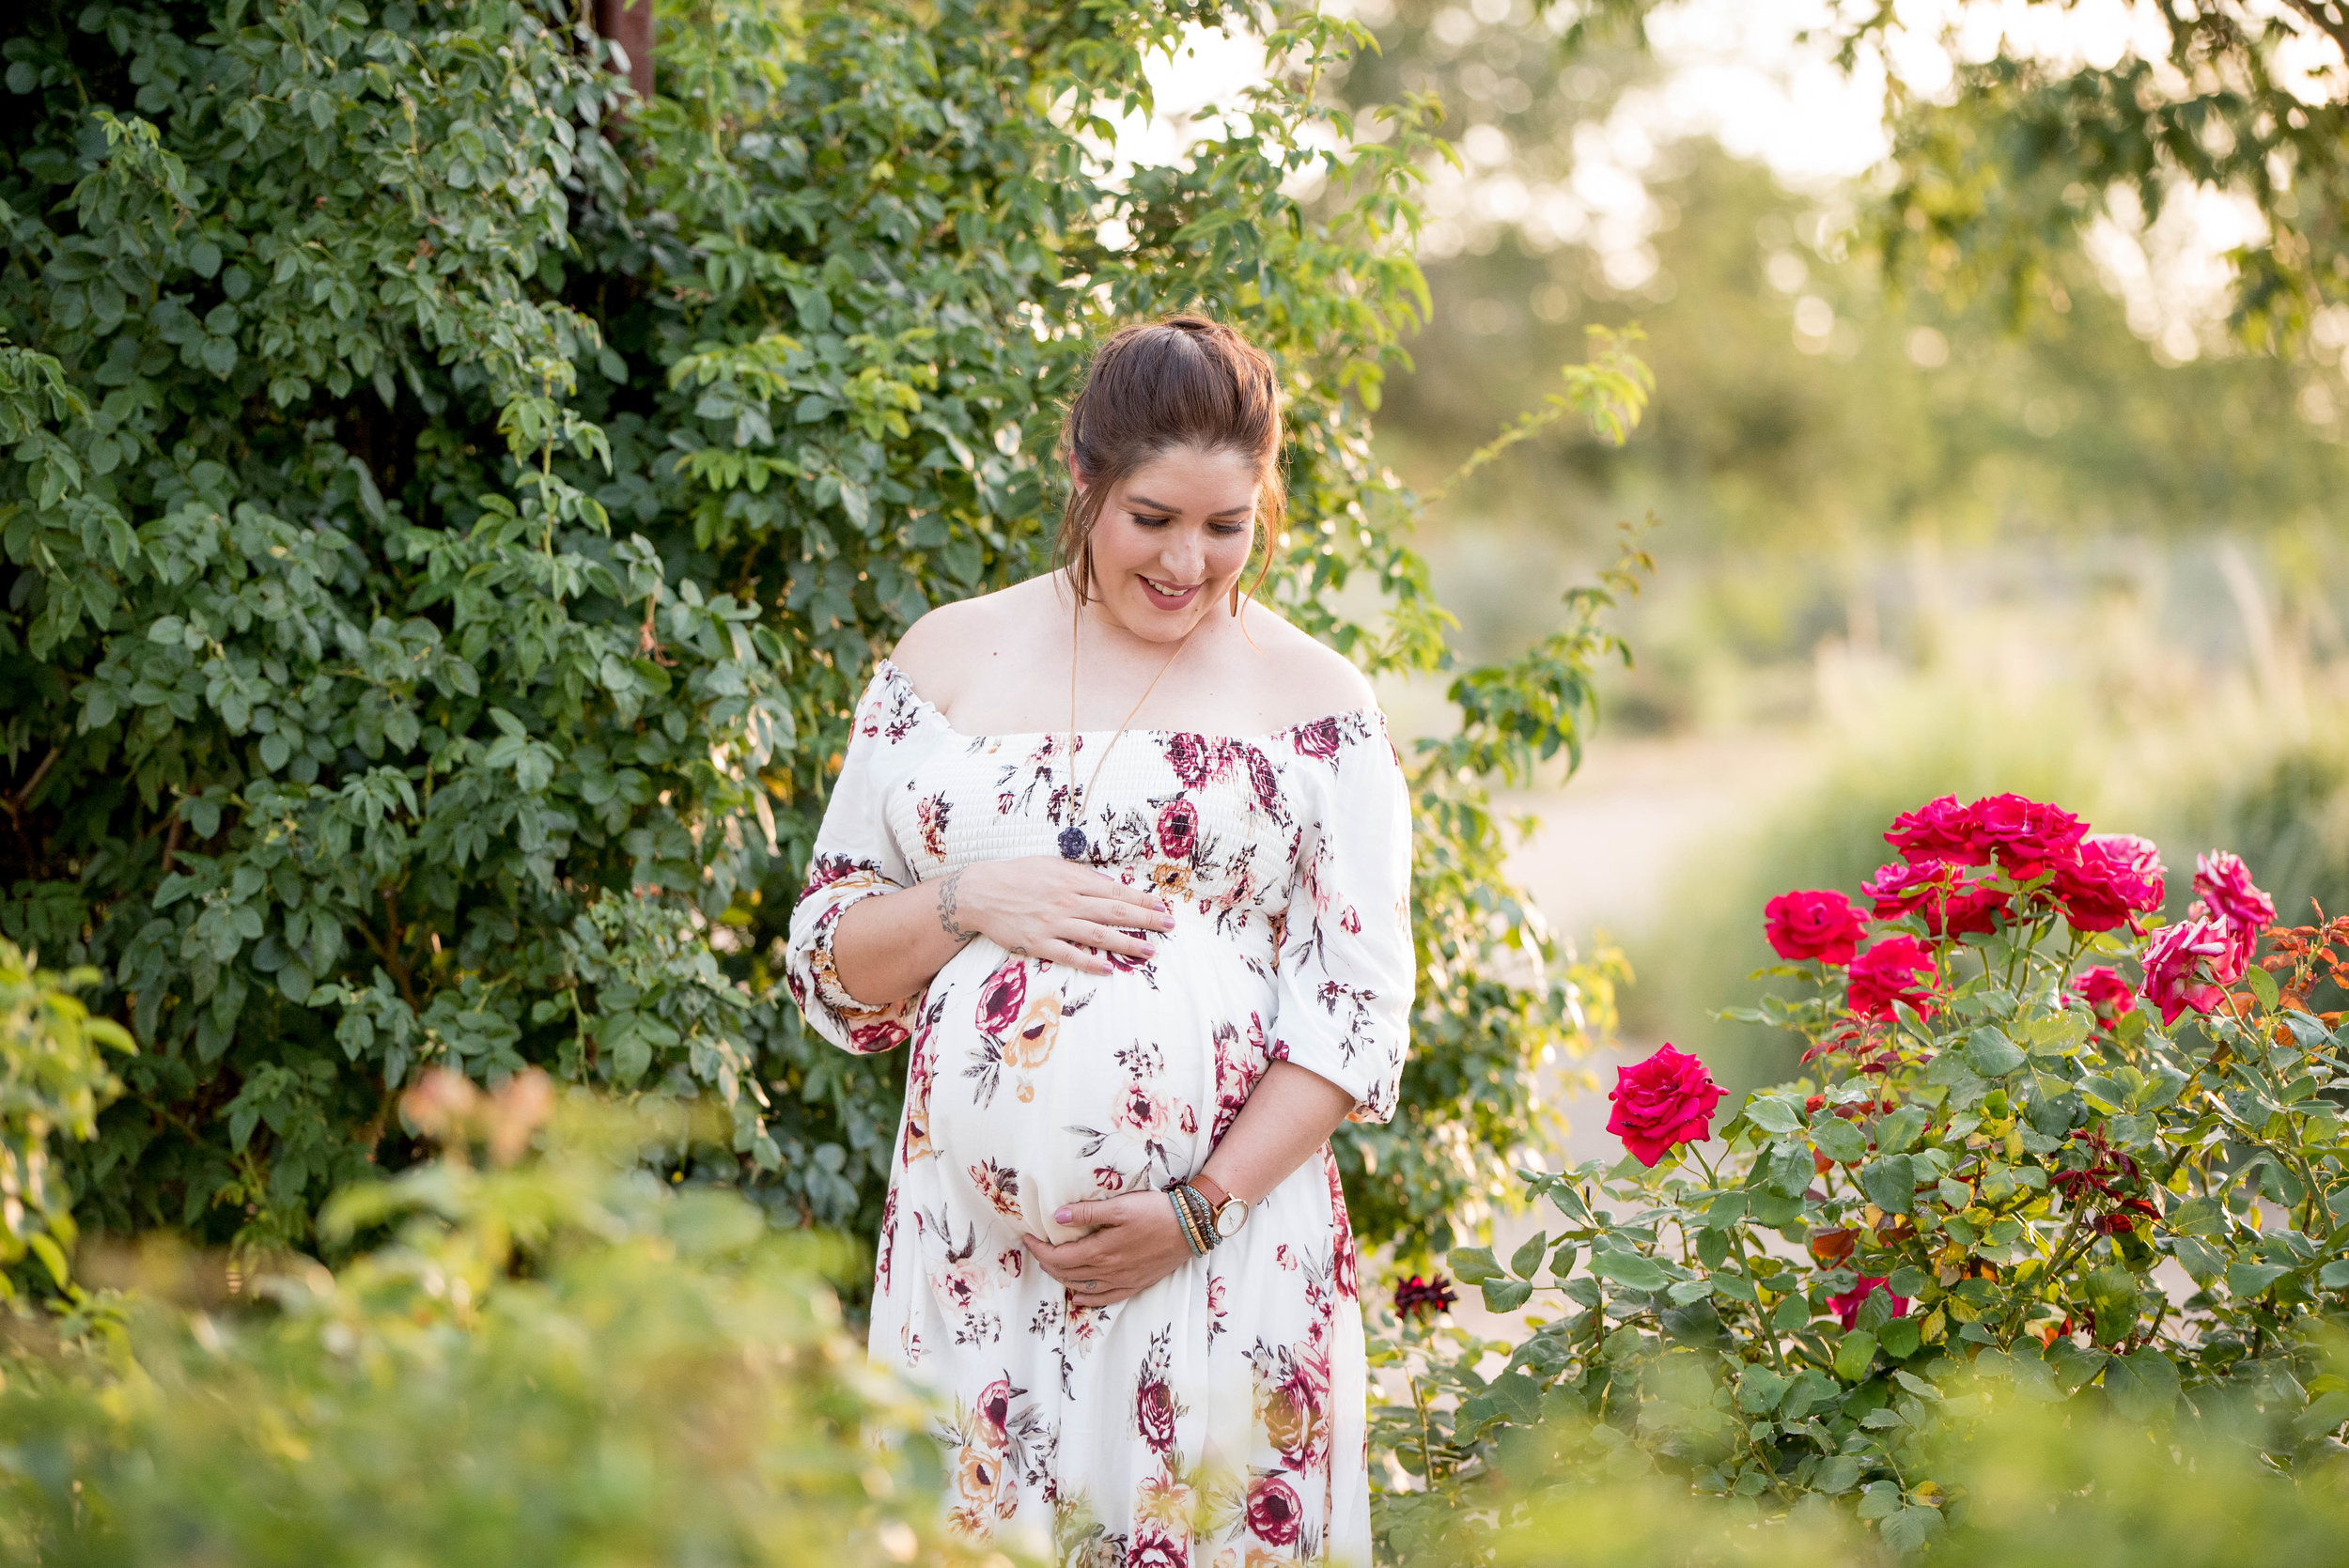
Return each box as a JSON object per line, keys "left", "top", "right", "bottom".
{"left": 1077, "top": 443, "right": 1261, "bottom": 642}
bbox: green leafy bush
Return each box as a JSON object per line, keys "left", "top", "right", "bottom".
{"left": 0, "top": 1073, "right": 984, "bottom": 1566}
{"left": 0, "top": 939, "right": 128, "bottom": 1298}
{"left": 0, "top": 0, "right": 1630, "bottom": 1260}
{"left": 1375, "top": 796, "right": 2349, "bottom": 1555}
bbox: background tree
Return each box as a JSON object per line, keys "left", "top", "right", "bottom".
{"left": 0, "top": 0, "right": 1630, "bottom": 1265}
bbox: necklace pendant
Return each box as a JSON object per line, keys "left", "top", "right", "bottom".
{"left": 1057, "top": 824, "right": 1088, "bottom": 861}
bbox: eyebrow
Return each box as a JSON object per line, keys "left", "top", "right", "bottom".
{"left": 1126, "top": 492, "right": 1255, "bottom": 520}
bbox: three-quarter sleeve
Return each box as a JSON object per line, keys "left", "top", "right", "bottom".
{"left": 1268, "top": 724, "right": 1415, "bottom": 1123}
{"left": 785, "top": 673, "right": 924, "bottom": 1055}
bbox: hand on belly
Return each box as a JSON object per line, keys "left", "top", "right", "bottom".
{"left": 1021, "top": 1192, "right": 1194, "bottom": 1309}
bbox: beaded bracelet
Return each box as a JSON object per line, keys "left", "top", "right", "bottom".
{"left": 1171, "top": 1181, "right": 1218, "bottom": 1253}
{"left": 1166, "top": 1188, "right": 1209, "bottom": 1256}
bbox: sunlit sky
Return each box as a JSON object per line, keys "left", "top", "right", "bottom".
{"left": 1126, "top": 1, "right": 2332, "bottom": 349}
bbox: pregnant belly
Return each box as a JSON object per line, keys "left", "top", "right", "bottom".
{"left": 923, "top": 939, "right": 1269, "bottom": 1245}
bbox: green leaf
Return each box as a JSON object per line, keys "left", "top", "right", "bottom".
{"left": 1814, "top": 1455, "right": 1864, "bottom": 1495}
{"left": 1482, "top": 1278, "right": 1534, "bottom": 1312}
{"left": 2168, "top": 1195, "right": 2227, "bottom": 1237}
{"left": 2317, "top": 1260, "right": 2349, "bottom": 1290}
{"left": 1875, "top": 1105, "right": 1929, "bottom": 1155}
{"left": 1859, "top": 1155, "right": 1918, "bottom": 1215}
{"left": 2246, "top": 964, "right": 2279, "bottom": 1011}
{"left": 1591, "top": 1249, "right": 1670, "bottom": 1293}
{"left": 1746, "top": 1094, "right": 1802, "bottom": 1134}
{"left": 1881, "top": 1504, "right": 1945, "bottom": 1554}
{"left": 1449, "top": 1246, "right": 1501, "bottom": 1284}
{"left": 1508, "top": 1230, "right": 1548, "bottom": 1281}
{"left": 1812, "top": 1116, "right": 1869, "bottom": 1163}
{"left": 1834, "top": 1328, "right": 1879, "bottom": 1382}
{"left": 2104, "top": 1348, "right": 2182, "bottom": 1421}
{"left": 1964, "top": 1028, "right": 2026, "bottom": 1077}
{"left": 2229, "top": 1261, "right": 2290, "bottom": 1298}
{"left": 1735, "top": 1366, "right": 1790, "bottom": 1414}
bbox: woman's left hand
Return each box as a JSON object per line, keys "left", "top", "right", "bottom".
{"left": 1022, "top": 1192, "right": 1195, "bottom": 1308}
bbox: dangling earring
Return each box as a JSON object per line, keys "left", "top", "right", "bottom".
{"left": 1080, "top": 531, "right": 1096, "bottom": 606}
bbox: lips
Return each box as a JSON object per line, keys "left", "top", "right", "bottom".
{"left": 1139, "top": 575, "right": 1201, "bottom": 609}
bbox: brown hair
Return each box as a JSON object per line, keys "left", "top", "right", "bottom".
{"left": 1057, "top": 314, "right": 1285, "bottom": 611}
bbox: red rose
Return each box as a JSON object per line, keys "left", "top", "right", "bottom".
{"left": 1393, "top": 1273, "right": 1457, "bottom": 1324}
{"left": 1846, "top": 936, "right": 1937, "bottom": 1020}
{"left": 1970, "top": 793, "right": 2088, "bottom": 879}
{"left": 1127, "top": 1527, "right": 1187, "bottom": 1568}
{"left": 1863, "top": 862, "right": 2008, "bottom": 938}
{"left": 2070, "top": 966, "right": 2137, "bottom": 1030}
{"left": 1883, "top": 796, "right": 1986, "bottom": 866}
{"left": 1163, "top": 731, "right": 1212, "bottom": 788}
{"left": 848, "top": 1018, "right": 910, "bottom": 1054}
{"left": 1156, "top": 798, "right": 1200, "bottom": 861}
{"left": 1245, "top": 1475, "right": 1303, "bottom": 1545}
{"left": 2055, "top": 834, "right": 2166, "bottom": 933}
{"left": 973, "top": 960, "right": 1025, "bottom": 1036}
{"left": 1764, "top": 889, "right": 1867, "bottom": 964}
{"left": 1135, "top": 1372, "right": 1179, "bottom": 1453}
{"left": 1605, "top": 1044, "right": 1727, "bottom": 1168}
{"left": 2139, "top": 916, "right": 2232, "bottom": 1024}
{"left": 1828, "top": 1276, "right": 1908, "bottom": 1331}
{"left": 1292, "top": 717, "right": 1343, "bottom": 761}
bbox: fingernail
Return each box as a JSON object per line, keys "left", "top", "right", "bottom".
{"left": 1054, "top": 1207, "right": 1072, "bottom": 1225}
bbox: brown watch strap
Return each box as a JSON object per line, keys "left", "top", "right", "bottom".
{"left": 1190, "top": 1172, "right": 1232, "bottom": 1212}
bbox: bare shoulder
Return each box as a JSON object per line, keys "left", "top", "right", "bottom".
{"left": 1233, "top": 601, "right": 1377, "bottom": 723}
{"left": 888, "top": 576, "right": 1058, "bottom": 709}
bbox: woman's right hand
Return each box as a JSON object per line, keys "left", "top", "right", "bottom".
{"left": 945, "top": 858, "right": 1174, "bottom": 973}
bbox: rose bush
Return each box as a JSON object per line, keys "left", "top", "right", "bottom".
{"left": 1373, "top": 792, "right": 2349, "bottom": 1560}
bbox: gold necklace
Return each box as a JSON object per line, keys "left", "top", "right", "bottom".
{"left": 1059, "top": 608, "right": 1195, "bottom": 861}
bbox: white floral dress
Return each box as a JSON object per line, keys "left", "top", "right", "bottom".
{"left": 786, "top": 660, "right": 1413, "bottom": 1567}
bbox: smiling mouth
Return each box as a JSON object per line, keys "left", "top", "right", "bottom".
{"left": 1139, "top": 576, "right": 1202, "bottom": 602}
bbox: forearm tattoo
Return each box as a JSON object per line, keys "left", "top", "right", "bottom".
{"left": 936, "top": 868, "right": 976, "bottom": 943}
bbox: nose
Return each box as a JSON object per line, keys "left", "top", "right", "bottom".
{"left": 1160, "top": 527, "right": 1206, "bottom": 581}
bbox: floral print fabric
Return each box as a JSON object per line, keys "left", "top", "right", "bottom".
{"left": 785, "top": 660, "right": 1413, "bottom": 1566}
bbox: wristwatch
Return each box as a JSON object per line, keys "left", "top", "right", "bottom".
{"left": 1189, "top": 1172, "right": 1250, "bottom": 1241}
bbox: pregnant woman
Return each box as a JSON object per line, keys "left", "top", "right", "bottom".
{"left": 785, "top": 316, "right": 1412, "bottom": 1566}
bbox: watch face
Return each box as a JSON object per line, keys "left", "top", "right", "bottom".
{"left": 1214, "top": 1201, "right": 1246, "bottom": 1238}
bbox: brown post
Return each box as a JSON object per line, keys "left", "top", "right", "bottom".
{"left": 594, "top": 0, "right": 653, "bottom": 108}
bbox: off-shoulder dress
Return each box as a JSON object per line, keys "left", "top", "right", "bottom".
{"left": 786, "top": 659, "right": 1413, "bottom": 1567}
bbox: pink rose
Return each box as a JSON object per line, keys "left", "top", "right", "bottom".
{"left": 2192, "top": 850, "right": 2273, "bottom": 978}
{"left": 1883, "top": 796, "right": 1987, "bottom": 866}
{"left": 1245, "top": 1475, "right": 1303, "bottom": 1545}
{"left": 974, "top": 1377, "right": 1015, "bottom": 1454}
{"left": 1605, "top": 1044, "right": 1727, "bottom": 1168}
{"left": 1846, "top": 936, "right": 1937, "bottom": 1020}
{"left": 1863, "top": 862, "right": 2008, "bottom": 938}
{"left": 2193, "top": 850, "right": 2275, "bottom": 931}
{"left": 1828, "top": 1276, "right": 1908, "bottom": 1331}
{"left": 2055, "top": 834, "right": 2166, "bottom": 933}
{"left": 1156, "top": 798, "right": 1200, "bottom": 860}
{"left": 2070, "top": 966, "right": 2137, "bottom": 1030}
{"left": 1764, "top": 889, "right": 1867, "bottom": 964}
{"left": 1116, "top": 1084, "right": 1170, "bottom": 1137}
{"left": 1970, "top": 793, "right": 2089, "bottom": 879}
{"left": 2139, "top": 916, "right": 2233, "bottom": 1024}
{"left": 973, "top": 960, "right": 1025, "bottom": 1036}
{"left": 1291, "top": 717, "right": 1344, "bottom": 761}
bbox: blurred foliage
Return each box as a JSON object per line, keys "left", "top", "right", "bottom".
{"left": 0, "top": 1073, "right": 999, "bottom": 1566}
{"left": 1376, "top": 833, "right": 2349, "bottom": 1558}
{"left": 0, "top": 940, "right": 127, "bottom": 1300}
{"left": 1374, "top": 1369, "right": 2349, "bottom": 1566}
{"left": 0, "top": 0, "right": 1641, "bottom": 1268}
